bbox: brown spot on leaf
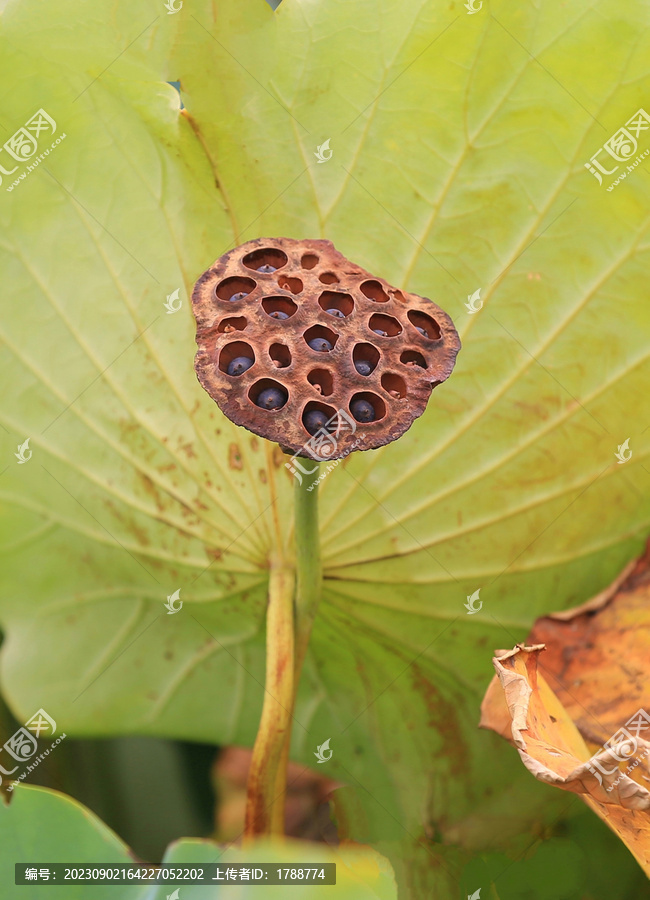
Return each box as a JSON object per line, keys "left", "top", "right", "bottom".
{"left": 229, "top": 443, "right": 243, "bottom": 470}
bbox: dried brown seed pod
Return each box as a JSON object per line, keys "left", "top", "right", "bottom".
{"left": 191, "top": 238, "right": 460, "bottom": 460}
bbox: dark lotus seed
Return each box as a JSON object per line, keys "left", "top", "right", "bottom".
{"left": 227, "top": 356, "right": 254, "bottom": 376}
{"left": 256, "top": 386, "right": 287, "bottom": 409}
{"left": 416, "top": 325, "right": 426, "bottom": 335}
{"left": 326, "top": 308, "right": 344, "bottom": 318}
{"left": 308, "top": 337, "right": 333, "bottom": 352}
{"left": 354, "top": 359, "right": 372, "bottom": 376}
{"left": 372, "top": 328, "right": 388, "bottom": 336}
{"left": 269, "top": 310, "right": 289, "bottom": 319}
{"left": 304, "top": 409, "right": 329, "bottom": 435}
{"left": 229, "top": 291, "right": 249, "bottom": 302}
{"left": 257, "top": 264, "right": 277, "bottom": 273}
{"left": 351, "top": 398, "right": 375, "bottom": 423}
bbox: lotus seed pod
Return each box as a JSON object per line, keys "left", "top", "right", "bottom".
{"left": 191, "top": 238, "right": 461, "bottom": 460}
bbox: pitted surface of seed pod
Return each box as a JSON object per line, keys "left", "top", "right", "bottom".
{"left": 192, "top": 238, "right": 461, "bottom": 459}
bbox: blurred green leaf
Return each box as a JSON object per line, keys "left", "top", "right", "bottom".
{"left": 0, "top": 785, "right": 397, "bottom": 898}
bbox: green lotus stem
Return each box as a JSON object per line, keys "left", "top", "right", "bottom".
{"left": 292, "top": 465, "right": 323, "bottom": 678}
{"left": 245, "top": 465, "right": 323, "bottom": 839}
{"left": 244, "top": 556, "right": 296, "bottom": 840}
{"left": 268, "top": 466, "right": 323, "bottom": 834}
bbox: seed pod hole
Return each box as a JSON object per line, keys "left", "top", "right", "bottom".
{"left": 369, "top": 313, "right": 402, "bottom": 337}
{"left": 307, "top": 369, "right": 334, "bottom": 397}
{"left": 400, "top": 349, "right": 427, "bottom": 369}
{"left": 262, "top": 296, "right": 298, "bottom": 319}
{"left": 216, "top": 276, "right": 256, "bottom": 302}
{"left": 242, "top": 247, "right": 288, "bottom": 273}
{"left": 277, "top": 275, "right": 303, "bottom": 294}
{"left": 249, "top": 378, "right": 288, "bottom": 410}
{"left": 217, "top": 316, "right": 248, "bottom": 333}
{"left": 408, "top": 310, "right": 441, "bottom": 340}
{"left": 269, "top": 343, "right": 292, "bottom": 368}
{"left": 302, "top": 400, "right": 337, "bottom": 437}
{"left": 319, "top": 272, "right": 340, "bottom": 284}
{"left": 381, "top": 372, "right": 407, "bottom": 399}
{"left": 360, "top": 280, "right": 389, "bottom": 302}
{"left": 353, "top": 343, "right": 380, "bottom": 375}
{"left": 318, "top": 291, "right": 354, "bottom": 318}
{"left": 301, "top": 253, "right": 319, "bottom": 270}
{"left": 219, "top": 340, "right": 255, "bottom": 374}
{"left": 350, "top": 391, "right": 386, "bottom": 423}
{"left": 304, "top": 324, "right": 339, "bottom": 352}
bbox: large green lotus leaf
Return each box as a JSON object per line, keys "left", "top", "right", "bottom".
{"left": 1, "top": 0, "right": 650, "bottom": 896}
{"left": 0, "top": 785, "right": 397, "bottom": 899}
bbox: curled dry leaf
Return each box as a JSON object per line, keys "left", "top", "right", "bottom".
{"left": 480, "top": 547, "right": 650, "bottom": 875}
